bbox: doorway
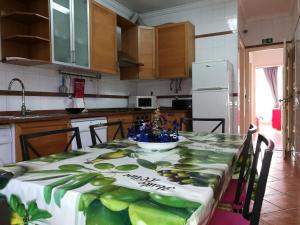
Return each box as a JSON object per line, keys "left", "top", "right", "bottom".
{"left": 250, "top": 48, "right": 284, "bottom": 149}
{"left": 240, "top": 42, "right": 295, "bottom": 155}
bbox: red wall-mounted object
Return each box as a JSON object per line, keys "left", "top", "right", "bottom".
{"left": 74, "top": 79, "right": 85, "bottom": 98}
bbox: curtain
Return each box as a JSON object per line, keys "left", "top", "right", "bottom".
{"left": 263, "top": 67, "right": 279, "bottom": 108}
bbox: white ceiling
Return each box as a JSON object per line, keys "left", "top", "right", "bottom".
{"left": 239, "top": 0, "right": 295, "bottom": 21}
{"left": 115, "top": 0, "right": 205, "bottom": 13}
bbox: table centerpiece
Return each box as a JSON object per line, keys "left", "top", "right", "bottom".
{"left": 128, "top": 107, "right": 181, "bottom": 151}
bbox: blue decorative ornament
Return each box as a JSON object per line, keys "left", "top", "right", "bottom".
{"left": 127, "top": 109, "right": 179, "bottom": 143}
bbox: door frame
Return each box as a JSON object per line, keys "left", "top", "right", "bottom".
{"left": 240, "top": 43, "right": 284, "bottom": 133}
{"left": 240, "top": 42, "right": 295, "bottom": 154}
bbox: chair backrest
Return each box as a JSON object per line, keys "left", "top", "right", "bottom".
{"left": 20, "top": 127, "right": 82, "bottom": 161}
{"left": 242, "top": 134, "right": 274, "bottom": 225}
{"left": 90, "top": 121, "right": 124, "bottom": 146}
{"left": 234, "top": 124, "right": 257, "bottom": 205}
{"left": 180, "top": 117, "right": 225, "bottom": 133}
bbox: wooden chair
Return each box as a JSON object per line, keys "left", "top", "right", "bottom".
{"left": 20, "top": 127, "right": 82, "bottom": 161}
{"left": 209, "top": 134, "right": 274, "bottom": 225}
{"left": 90, "top": 121, "right": 124, "bottom": 146}
{"left": 219, "top": 124, "right": 257, "bottom": 211}
{"left": 180, "top": 117, "right": 225, "bottom": 133}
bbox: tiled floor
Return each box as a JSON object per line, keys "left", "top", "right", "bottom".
{"left": 259, "top": 151, "right": 300, "bottom": 225}
{"left": 258, "top": 122, "right": 282, "bottom": 150}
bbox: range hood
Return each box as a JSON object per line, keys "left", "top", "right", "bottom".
{"left": 118, "top": 51, "right": 144, "bottom": 67}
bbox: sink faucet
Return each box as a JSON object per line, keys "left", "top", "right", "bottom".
{"left": 8, "top": 78, "right": 27, "bottom": 116}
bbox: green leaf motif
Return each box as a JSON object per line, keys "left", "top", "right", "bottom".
{"left": 137, "top": 159, "right": 157, "bottom": 170}
{"left": 43, "top": 175, "right": 75, "bottom": 204}
{"left": 58, "top": 164, "right": 85, "bottom": 171}
{"left": 8, "top": 194, "right": 52, "bottom": 223}
{"left": 9, "top": 194, "right": 21, "bottom": 211}
{"left": 155, "top": 161, "right": 172, "bottom": 167}
{"left": 94, "top": 163, "right": 115, "bottom": 170}
{"left": 30, "top": 209, "right": 52, "bottom": 221}
{"left": 27, "top": 200, "right": 38, "bottom": 216}
{"left": 115, "top": 164, "right": 139, "bottom": 171}
{"left": 16, "top": 203, "right": 26, "bottom": 217}
{"left": 53, "top": 173, "right": 98, "bottom": 207}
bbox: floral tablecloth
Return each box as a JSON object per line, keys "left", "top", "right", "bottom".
{"left": 0, "top": 132, "right": 244, "bottom": 225}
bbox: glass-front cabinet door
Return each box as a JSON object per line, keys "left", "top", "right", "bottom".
{"left": 74, "top": 0, "right": 89, "bottom": 67}
{"left": 52, "top": 0, "right": 72, "bottom": 64}
{"left": 51, "top": 0, "right": 89, "bottom": 68}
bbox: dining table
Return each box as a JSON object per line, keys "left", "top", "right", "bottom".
{"left": 0, "top": 131, "right": 245, "bottom": 225}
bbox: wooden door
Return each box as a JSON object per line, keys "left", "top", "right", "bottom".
{"left": 156, "top": 22, "right": 195, "bottom": 78}
{"left": 138, "top": 26, "right": 156, "bottom": 79}
{"left": 90, "top": 0, "right": 117, "bottom": 74}
{"left": 282, "top": 42, "right": 295, "bottom": 156}
{"left": 15, "top": 120, "right": 70, "bottom": 162}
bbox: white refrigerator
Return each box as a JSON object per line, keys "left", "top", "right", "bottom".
{"left": 192, "top": 60, "right": 237, "bottom": 133}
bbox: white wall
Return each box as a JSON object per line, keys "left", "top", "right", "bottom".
{"left": 239, "top": 0, "right": 297, "bottom": 47}
{"left": 0, "top": 63, "right": 137, "bottom": 111}
{"left": 240, "top": 15, "right": 293, "bottom": 46}
{"left": 250, "top": 48, "right": 283, "bottom": 68}
{"left": 137, "top": 0, "right": 239, "bottom": 106}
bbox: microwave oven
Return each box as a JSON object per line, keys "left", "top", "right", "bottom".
{"left": 128, "top": 96, "right": 157, "bottom": 109}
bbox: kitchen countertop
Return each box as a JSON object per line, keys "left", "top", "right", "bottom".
{"left": 0, "top": 108, "right": 191, "bottom": 125}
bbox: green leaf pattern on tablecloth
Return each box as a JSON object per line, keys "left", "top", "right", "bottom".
{"left": 80, "top": 186, "right": 201, "bottom": 225}
{"left": 8, "top": 194, "right": 52, "bottom": 225}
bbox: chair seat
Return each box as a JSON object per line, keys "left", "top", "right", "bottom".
{"left": 220, "top": 179, "right": 246, "bottom": 209}
{"left": 209, "top": 209, "right": 249, "bottom": 225}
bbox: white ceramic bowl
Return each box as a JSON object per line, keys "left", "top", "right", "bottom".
{"left": 137, "top": 141, "right": 179, "bottom": 151}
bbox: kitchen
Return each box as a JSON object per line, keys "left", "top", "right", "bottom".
{"left": 0, "top": 0, "right": 299, "bottom": 225}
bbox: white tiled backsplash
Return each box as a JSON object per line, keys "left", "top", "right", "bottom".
{"left": 0, "top": 63, "right": 137, "bottom": 111}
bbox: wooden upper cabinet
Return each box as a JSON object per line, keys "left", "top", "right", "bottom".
{"left": 156, "top": 22, "right": 195, "bottom": 78}
{"left": 90, "top": 0, "right": 118, "bottom": 74}
{"left": 120, "top": 26, "right": 156, "bottom": 80}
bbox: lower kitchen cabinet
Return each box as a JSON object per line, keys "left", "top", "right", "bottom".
{"left": 154, "top": 111, "right": 191, "bottom": 131}
{"left": 15, "top": 120, "right": 70, "bottom": 162}
{"left": 107, "top": 114, "right": 134, "bottom": 141}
